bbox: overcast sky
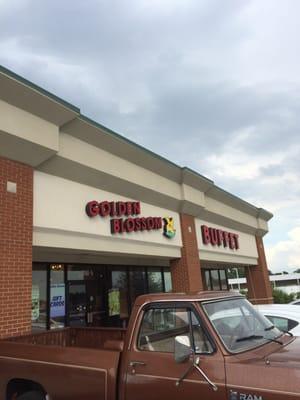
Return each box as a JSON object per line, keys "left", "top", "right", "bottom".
{"left": 1, "top": 0, "right": 299, "bottom": 273}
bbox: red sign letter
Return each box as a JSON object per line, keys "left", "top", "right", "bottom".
{"left": 85, "top": 201, "right": 99, "bottom": 217}
{"left": 233, "top": 233, "right": 239, "bottom": 249}
{"left": 111, "top": 219, "right": 122, "bottom": 234}
{"left": 201, "top": 225, "right": 211, "bottom": 244}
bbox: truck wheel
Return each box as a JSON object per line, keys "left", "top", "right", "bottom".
{"left": 17, "top": 391, "right": 45, "bottom": 400}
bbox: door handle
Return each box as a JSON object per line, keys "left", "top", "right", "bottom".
{"left": 129, "top": 361, "right": 146, "bottom": 374}
{"left": 129, "top": 361, "right": 146, "bottom": 367}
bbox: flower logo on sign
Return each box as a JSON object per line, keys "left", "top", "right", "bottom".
{"left": 163, "top": 217, "right": 176, "bottom": 239}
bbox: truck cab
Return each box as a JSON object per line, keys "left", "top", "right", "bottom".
{"left": 121, "top": 291, "right": 299, "bottom": 400}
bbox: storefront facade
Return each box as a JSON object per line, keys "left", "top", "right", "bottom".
{"left": 0, "top": 66, "right": 273, "bottom": 339}
{"left": 32, "top": 262, "right": 172, "bottom": 331}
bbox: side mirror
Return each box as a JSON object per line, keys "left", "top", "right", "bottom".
{"left": 174, "top": 335, "right": 192, "bottom": 363}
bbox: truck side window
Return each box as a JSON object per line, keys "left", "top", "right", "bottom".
{"left": 138, "top": 307, "right": 213, "bottom": 354}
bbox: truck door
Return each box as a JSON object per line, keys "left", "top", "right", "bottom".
{"left": 124, "top": 303, "right": 226, "bottom": 400}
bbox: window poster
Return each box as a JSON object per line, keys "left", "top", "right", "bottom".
{"left": 108, "top": 289, "right": 120, "bottom": 316}
{"left": 31, "top": 285, "right": 40, "bottom": 321}
{"left": 50, "top": 283, "right": 66, "bottom": 318}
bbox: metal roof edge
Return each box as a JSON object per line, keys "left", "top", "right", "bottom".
{"left": 181, "top": 166, "right": 214, "bottom": 185}
{"left": 79, "top": 113, "right": 182, "bottom": 171}
{"left": 207, "top": 185, "right": 273, "bottom": 220}
{"left": 0, "top": 64, "right": 80, "bottom": 114}
{"left": 257, "top": 207, "right": 273, "bottom": 221}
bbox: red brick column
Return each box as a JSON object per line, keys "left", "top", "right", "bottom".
{"left": 0, "top": 157, "right": 33, "bottom": 338}
{"left": 170, "top": 213, "right": 203, "bottom": 293}
{"left": 245, "top": 236, "right": 273, "bottom": 304}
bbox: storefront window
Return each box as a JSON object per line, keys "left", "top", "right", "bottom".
{"left": 204, "top": 270, "right": 211, "bottom": 290}
{"left": 219, "top": 269, "right": 228, "bottom": 290}
{"left": 32, "top": 263, "right": 173, "bottom": 331}
{"left": 163, "top": 270, "right": 172, "bottom": 292}
{"left": 203, "top": 268, "right": 229, "bottom": 291}
{"left": 112, "top": 270, "right": 128, "bottom": 289}
{"left": 129, "top": 268, "right": 147, "bottom": 304}
{"left": 148, "top": 268, "right": 163, "bottom": 293}
{"left": 68, "top": 265, "right": 92, "bottom": 280}
{"left": 211, "top": 270, "right": 220, "bottom": 290}
{"left": 32, "top": 264, "right": 47, "bottom": 331}
{"left": 110, "top": 269, "right": 129, "bottom": 326}
{"left": 50, "top": 264, "right": 65, "bottom": 329}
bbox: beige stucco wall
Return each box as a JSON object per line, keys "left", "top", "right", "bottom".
{"left": 0, "top": 99, "right": 59, "bottom": 151}
{"left": 33, "top": 171, "right": 182, "bottom": 258}
{"left": 59, "top": 133, "right": 182, "bottom": 200}
{"left": 204, "top": 197, "right": 259, "bottom": 232}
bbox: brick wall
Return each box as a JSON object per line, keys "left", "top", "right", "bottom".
{"left": 170, "top": 213, "right": 203, "bottom": 293}
{"left": 245, "top": 236, "right": 273, "bottom": 304}
{"left": 0, "top": 157, "right": 33, "bottom": 338}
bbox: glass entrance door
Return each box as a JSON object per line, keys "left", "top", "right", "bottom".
{"left": 67, "top": 281, "right": 87, "bottom": 327}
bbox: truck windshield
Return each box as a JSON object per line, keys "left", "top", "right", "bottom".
{"left": 202, "top": 297, "right": 282, "bottom": 353}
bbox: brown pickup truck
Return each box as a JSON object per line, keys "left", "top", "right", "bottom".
{"left": 0, "top": 291, "right": 299, "bottom": 400}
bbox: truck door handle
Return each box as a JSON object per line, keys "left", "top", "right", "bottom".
{"left": 129, "top": 361, "right": 146, "bottom": 374}
{"left": 129, "top": 361, "right": 146, "bottom": 367}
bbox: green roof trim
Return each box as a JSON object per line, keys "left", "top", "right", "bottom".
{"left": 0, "top": 64, "right": 80, "bottom": 113}
{"left": 182, "top": 166, "right": 214, "bottom": 185}
{"left": 211, "top": 185, "right": 273, "bottom": 219}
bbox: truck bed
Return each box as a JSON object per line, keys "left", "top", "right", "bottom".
{"left": 0, "top": 328, "right": 127, "bottom": 400}
{"left": 6, "top": 327, "right": 126, "bottom": 350}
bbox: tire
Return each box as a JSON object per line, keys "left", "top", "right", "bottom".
{"left": 17, "top": 391, "right": 45, "bottom": 400}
